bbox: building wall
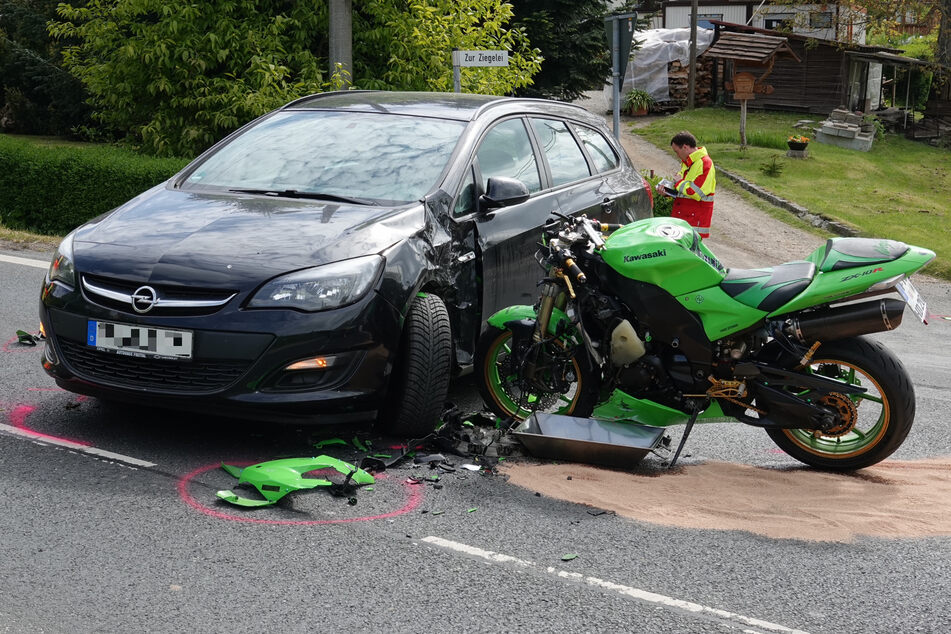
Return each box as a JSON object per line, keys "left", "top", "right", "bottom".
{"left": 664, "top": 5, "right": 749, "bottom": 30}
{"left": 657, "top": 3, "right": 867, "bottom": 45}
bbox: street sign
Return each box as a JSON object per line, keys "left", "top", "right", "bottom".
{"left": 452, "top": 50, "right": 509, "bottom": 67}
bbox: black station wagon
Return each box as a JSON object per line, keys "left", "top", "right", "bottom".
{"left": 39, "top": 91, "right": 653, "bottom": 436}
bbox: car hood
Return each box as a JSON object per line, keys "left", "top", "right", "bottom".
{"left": 72, "top": 185, "right": 424, "bottom": 288}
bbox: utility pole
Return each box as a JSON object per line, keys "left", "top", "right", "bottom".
{"left": 687, "top": 0, "right": 698, "bottom": 109}
{"left": 328, "top": 0, "right": 353, "bottom": 86}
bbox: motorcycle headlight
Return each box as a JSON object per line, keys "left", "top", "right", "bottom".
{"left": 48, "top": 233, "right": 76, "bottom": 287}
{"left": 248, "top": 255, "right": 384, "bottom": 312}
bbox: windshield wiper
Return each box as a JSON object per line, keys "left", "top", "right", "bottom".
{"left": 229, "top": 188, "right": 378, "bottom": 206}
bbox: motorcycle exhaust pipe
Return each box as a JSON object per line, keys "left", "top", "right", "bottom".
{"left": 786, "top": 298, "right": 905, "bottom": 343}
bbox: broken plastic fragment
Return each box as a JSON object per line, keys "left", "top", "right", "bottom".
{"left": 16, "top": 330, "right": 40, "bottom": 346}
{"left": 314, "top": 438, "right": 348, "bottom": 449}
{"left": 352, "top": 437, "right": 369, "bottom": 452}
{"left": 467, "top": 507, "right": 477, "bottom": 513}
{"left": 461, "top": 464, "right": 481, "bottom": 471}
{"left": 431, "top": 510, "right": 445, "bottom": 516}
{"left": 561, "top": 554, "right": 578, "bottom": 561}
{"left": 216, "top": 456, "right": 374, "bottom": 507}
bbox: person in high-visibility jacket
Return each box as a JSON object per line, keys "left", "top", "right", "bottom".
{"left": 657, "top": 131, "right": 716, "bottom": 238}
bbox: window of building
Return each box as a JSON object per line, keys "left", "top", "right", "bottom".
{"left": 810, "top": 11, "right": 833, "bottom": 29}
{"left": 764, "top": 14, "right": 794, "bottom": 30}
{"left": 698, "top": 13, "right": 723, "bottom": 29}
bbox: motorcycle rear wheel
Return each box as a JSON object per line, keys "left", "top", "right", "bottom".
{"left": 475, "top": 325, "right": 599, "bottom": 421}
{"left": 765, "top": 336, "right": 915, "bottom": 471}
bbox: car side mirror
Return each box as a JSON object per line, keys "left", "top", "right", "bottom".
{"left": 479, "top": 177, "right": 530, "bottom": 211}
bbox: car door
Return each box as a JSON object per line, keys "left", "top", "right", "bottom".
{"left": 570, "top": 122, "right": 648, "bottom": 224}
{"left": 449, "top": 116, "right": 562, "bottom": 322}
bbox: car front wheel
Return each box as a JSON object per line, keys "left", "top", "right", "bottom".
{"left": 383, "top": 293, "right": 452, "bottom": 438}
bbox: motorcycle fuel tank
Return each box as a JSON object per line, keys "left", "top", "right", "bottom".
{"left": 601, "top": 217, "right": 726, "bottom": 296}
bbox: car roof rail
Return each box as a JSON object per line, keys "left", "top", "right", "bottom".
{"left": 281, "top": 90, "right": 377, "bottom": 110}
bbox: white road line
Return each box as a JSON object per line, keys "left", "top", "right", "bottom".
{"left": 0, "top": 253, "right": 50, "bottom": 269}
{"left": 421, "top": 536, "right": 809, "bottom": 634}
{"left": 0, "top": 422, "right": 157, "bottom": 468}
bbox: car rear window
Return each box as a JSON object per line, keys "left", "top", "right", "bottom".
{"left": 182, "top": 111, "right": 465, "bottom": 204}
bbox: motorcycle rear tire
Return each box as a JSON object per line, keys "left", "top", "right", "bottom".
{"left": 765, "top": 336, "right": 915, "bottom": 470}
{"left": 475, "top": 325, "right": 600, "bottom": 421}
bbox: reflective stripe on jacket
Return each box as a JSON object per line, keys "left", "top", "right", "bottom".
{"left": 675, "top": 146, "right": 716, "bottom": 202}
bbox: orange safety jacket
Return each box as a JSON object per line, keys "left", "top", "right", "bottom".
{"left": 672, "top": 146, "right": 716, "bottom": 238}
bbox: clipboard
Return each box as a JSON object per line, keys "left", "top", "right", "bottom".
{"left": 658, "top": 178, "right": 678, "bottom": 197}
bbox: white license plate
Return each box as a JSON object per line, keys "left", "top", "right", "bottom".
{"left": 896, "top": 278, "right": 928, "bottom": 324}
{"left": 87, "top": 320, "right": 193, "bottom": 359}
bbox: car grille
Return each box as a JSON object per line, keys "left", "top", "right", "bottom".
{"left": 59, "top": 339, "right": 251, "bottom": 394}
{"left": 81, "top": 274, "right": 237, "bottom": 316}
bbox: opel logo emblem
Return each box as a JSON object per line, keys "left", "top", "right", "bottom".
{"left": 131, "top": 285, "right": 158, "bottom": 313}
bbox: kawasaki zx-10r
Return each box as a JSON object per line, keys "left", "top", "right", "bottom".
{"left": 475, "top": 215, "right": 935, "bottom": 470}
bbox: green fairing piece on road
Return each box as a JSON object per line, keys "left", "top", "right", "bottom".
{"left": 216, "top": 456, "right": 375, "bottom": 507}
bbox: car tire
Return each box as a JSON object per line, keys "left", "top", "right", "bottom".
{"left": 384, "top": 293, "right": 452, "bottom": 438}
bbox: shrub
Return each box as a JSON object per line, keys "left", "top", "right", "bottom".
{"left": 641, "top": 170, "right": 673, "bottom": 217}
{"left": 0, "top": 135, "right": 189, "bottom": 234}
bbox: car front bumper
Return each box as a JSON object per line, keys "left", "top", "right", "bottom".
{"left": 39, "top": 279, "right": 403, "bottom": 424}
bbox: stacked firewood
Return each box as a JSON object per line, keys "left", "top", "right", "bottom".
{"left": 654, "top": 58, "right": 715, "bottom": 112}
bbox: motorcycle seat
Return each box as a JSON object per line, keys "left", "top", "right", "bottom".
{"left": 721, "top": 260, "right": 816, "bottom": 312}
{"left": 810, "top": 237, "right": 908, "bottom": 272}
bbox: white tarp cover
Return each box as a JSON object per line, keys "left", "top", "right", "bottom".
{"left": 621, "top": 27, "right": 715, "bottom": 102}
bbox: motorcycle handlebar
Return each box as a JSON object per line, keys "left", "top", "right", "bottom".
{"left": 552, "top": 244, "right": 586, "bottom": 284}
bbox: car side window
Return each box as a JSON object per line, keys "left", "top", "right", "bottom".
{"left": 574, "top": 125, "right": 619, "bottom": 173}
{"left": 530, "top": 118, "right": 591, "bottom": 187}
{"left": 454, "top": 165, "right": 477, "bottom": 216}
{"left": 476, "top": 118, "right": 542, "bottom": 194}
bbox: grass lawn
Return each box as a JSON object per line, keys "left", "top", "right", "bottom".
{"left": 635, "top": 108, "right": 951, "bottom": 280}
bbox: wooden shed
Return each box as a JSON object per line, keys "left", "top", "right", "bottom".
{"left": 706, "top": 20, "right": 905, "bottom": 114}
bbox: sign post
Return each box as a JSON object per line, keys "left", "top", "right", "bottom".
{"left": 604, "top": 12, "right": 638, "bottom": 139}
{"left": 451, "top": 49, "right": 510, "bottom": 93}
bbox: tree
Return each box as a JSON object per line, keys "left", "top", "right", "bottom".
{"left": 0, "top": 0, "right": 91, "bottom": 135}
{"left": 50, "top": 0, "right": 542, "bottom": 156}
{"left": 50, "top": 0, "right": 330, "bottom": 156}
{"left": 352, "top": 0, "right": 541, "bottom": 94}
{"left": 507, "top": 0, "right": 612, "bottom": 102}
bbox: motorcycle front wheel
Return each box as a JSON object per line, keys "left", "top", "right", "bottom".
{"left": 475, "top": 325, "right": 600, "bottom": 421}
{"left": 765, "top": 336, "right": 915, "bottom": 471}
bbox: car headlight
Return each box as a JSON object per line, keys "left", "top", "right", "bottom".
{"left": 48, "top": 233, "right": 76, "bottom": 287}
{"left": 248, "top": 255, "right": 384, "bottom": 312}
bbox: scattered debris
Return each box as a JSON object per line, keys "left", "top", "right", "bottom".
{"left": 561, "top": 554, "right": 578, "bottom": 561}
{"left": 467, "top": 507, "right": 478, "bottom": 513}
{"left": 461, "top": 464, "right": 481, "bottom": 472}
{"left": 216, "top": 456, "right": 374, "bottom": 507}
{"left": 586, "top": 509, "right": 615, "bottom": 517}
{"left": 352, "top": 437, "right": 369, "bottom": 452}
{"left": 16, "top": 329, "right": 44, "bottom": 346}
{"left": 314, "top": 438, "right": 348, "bottom": 449}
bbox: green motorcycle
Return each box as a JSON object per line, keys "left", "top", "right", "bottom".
{"left": 475, "top": 215, "right": 935, "bottom": 470}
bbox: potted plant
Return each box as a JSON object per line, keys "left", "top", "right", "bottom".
{"left": 623, "top": 89, "right": 655, "bottom": 116}
{"left": 787, "top": 134, "right": 809, "bottom": 151}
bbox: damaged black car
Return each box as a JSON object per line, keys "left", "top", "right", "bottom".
{"left": 39, "top": 91, "right": 653, "bottom": 436}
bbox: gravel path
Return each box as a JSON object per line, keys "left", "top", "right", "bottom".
{"left": 613, "top": 115, "right": 826, "bottom": 269}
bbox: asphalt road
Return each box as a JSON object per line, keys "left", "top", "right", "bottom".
{"left": 2, "top": 245, "right": 951, "bottom": 634}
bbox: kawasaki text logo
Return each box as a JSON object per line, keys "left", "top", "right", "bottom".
{"left": 624, "top": 249, "right": 667, "bottom": 262}
{"left": 840, "top": 267, "right": 883, "bottom": 282}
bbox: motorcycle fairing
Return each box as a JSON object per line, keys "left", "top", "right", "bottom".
{"left": 601, "top": 217, "right": 725, "bottom": 295}
{"left": 487, "top": 304, "right": 571, "bottom": 335}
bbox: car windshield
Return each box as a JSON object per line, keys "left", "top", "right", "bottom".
{"left": 182, "top": 110, "right": 466, "bottom": 204}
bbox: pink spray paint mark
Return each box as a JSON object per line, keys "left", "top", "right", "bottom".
{"left": 8, "top": 403, "right": 92, "bottom": 447}
{"left": 177, "top": 462, "right": 424, "bottom": 525}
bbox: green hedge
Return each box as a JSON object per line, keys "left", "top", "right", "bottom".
{"left": 0, "top": 135, "right": 190, "bottom": 235}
